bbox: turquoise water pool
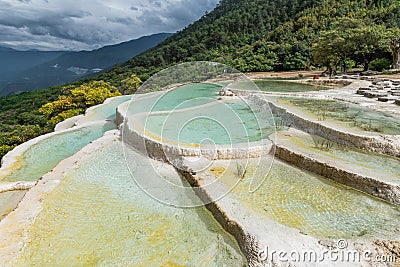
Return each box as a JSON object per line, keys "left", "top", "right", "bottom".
{"left": 278, "top": 97, "right": 400, "bottom": 135}
{"left": 143, "top": 99, "right": 275, "bottom": 145}
{"left": 150, "top": 83, "right": 221, "bottom": 111}
{"left": 126, "top": 83, "right": 221, "bottom": 116}
{"left": 1, "top": 122, "right": 116, "bottom": 182}
{"left": 77, "top": 95, "right": 132, "bottom": 124}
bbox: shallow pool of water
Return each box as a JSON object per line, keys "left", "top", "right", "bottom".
{"left": 0, "top": 122, "right": 116, "bottom": 182}
{"left": 277, "top": 97, "right": 400, "bottom": 135}
{"left": 143, "top": 99, "right": 275, "bottom": 145}
{"left": 126, "top": 83, "right": 222, "bottom": 116}
{"left": 14, "top": 139, "right": 246, "bottom": 266}
{"left": 0, "top": 191, "right": 26, "bottom": 221}
{"left": 150, "top": 83, "right": 222, "bottom": 111}
{"left": 77, "top": 95, "right": 132, "bottom": 124}
{"left": 277, "top": 129, "right": 400, "bottom": 183}
{"left": 216, "top": 158, "right": 400, "bottom": 239}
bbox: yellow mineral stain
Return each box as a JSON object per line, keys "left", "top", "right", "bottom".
{"left": 162, "top": 261, "right": 187, "bottom": 267}
{"left": 0, "top": 155, "right": 23, "bottom": 181}
{"left": 209, "top": 166, "right": 226, "bottom": 177}
{"left": 144, "top": 129, "right": 163, "bottom": 143}
{"left": 144, "top": 129, "right": 200, "bottom": 147}
{"left": 146, "top": 224, "right": 169, "bottom": 243}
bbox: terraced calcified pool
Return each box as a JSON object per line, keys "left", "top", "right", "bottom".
{"left": 214, "top": 158, "right": 400, "bottom": 239}
{"left": 0, "top": 122, "right": 115, "bottom": 182}
{"left": 5, "top": 79, "right": 400, "bottom": 265}
{"left": 14, "top": 139, "right": 246, "bottom": 266}
{"left": 150, "top": 83, "right": 222, "bottom": 111}
{"left": 142, "top": 99, "right": 275, "bottom": 145}
{"left": 126, "top": 83, "right": 222, "bottom": 116}
{"left": 76, "top": 95, "right": 132, "bottom": 124}
{"left": 277, "top": 97, "right": 400, "bottom": 135}
{"left": 276, "top": 129, "right": 400, "bottom": 182}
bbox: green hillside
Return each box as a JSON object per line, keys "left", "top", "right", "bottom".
{"left": 97, "top": 0, "right": 400, "bottom": 88}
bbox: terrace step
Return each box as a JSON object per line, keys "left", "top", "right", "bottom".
{"left": 356, "top": 89, "right": 370, "bottom": 95}
{"left": 364, "top": 91, "right": 388, "bottom": 98}
{"left": 378, "top": 96, "right": 398, "bottom": 102}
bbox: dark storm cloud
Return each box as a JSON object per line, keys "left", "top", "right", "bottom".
{"left": 0, "top": 0, "right": 219, "bottom": 51}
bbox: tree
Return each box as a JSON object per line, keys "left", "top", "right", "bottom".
{"left": 391, "top": 39, "right": 400, "bottom": 69}
{"left": 312, "top": 18, "right": 366, "bottom": 74}
{"left": 349, "top": 25, "right": 392, "bottom": 71}
{"left": 313, "top": 22, "right": 396, "bottom": 73}
{"left": 390, "top": 31, "right": 400, "bottom": 69}
{"left": 312, "top": 30, "right": 347, "bottom": 76}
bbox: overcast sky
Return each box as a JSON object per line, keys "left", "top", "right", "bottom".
{"left": 0, "top": 0, "right": 219, "bottom": 51}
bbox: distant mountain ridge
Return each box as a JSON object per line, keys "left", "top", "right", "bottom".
{"left": 0, "top": 46, "right": 17, "bottom": 52}
{"left": 0, "top": 48, "right": 64, "bottom": 89}
{"left": 0, "top": 33, "right": 172, "bottom": 96}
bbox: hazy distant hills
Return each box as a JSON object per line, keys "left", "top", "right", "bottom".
{"left": 0, "top": 33, "right": 171, "bottom": 96}
{"left": 0, "top": 46, "right": 13, "bottom": 51}
{"left": 0, "top": 48, "right": 64, "bottom": 88}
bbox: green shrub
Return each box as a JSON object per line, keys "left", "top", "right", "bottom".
{"left": 370, "top": 58, "right": 392, "bottom": 71}
{"left": 0, "top": 145, "right": 16, "bottom": 159}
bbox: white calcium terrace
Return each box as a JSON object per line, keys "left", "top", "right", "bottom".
{"left": 0, "top": 78, "right": 400, "bottom": 266}
{"left": 116, "top": 80, "right": 400, "bottom": 266}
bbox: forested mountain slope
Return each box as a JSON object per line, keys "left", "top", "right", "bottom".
{"left": 97, "top": 0, "right": 400, "bottom": 88}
